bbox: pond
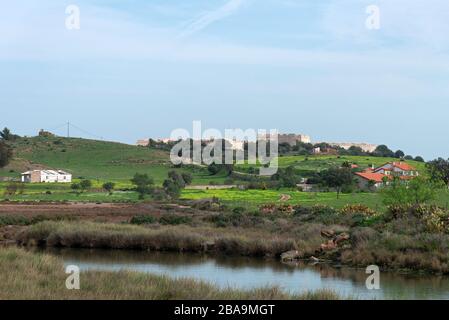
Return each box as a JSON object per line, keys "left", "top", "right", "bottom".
{"left": 45, "top": 248, "right": 449, "bottom": 300}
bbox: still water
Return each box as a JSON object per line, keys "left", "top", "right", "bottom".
{"left": 46, "top": 248, "right": 449, "bottom": 300}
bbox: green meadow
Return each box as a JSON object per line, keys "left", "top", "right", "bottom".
{"left": 181, "top": 188, "right": 385, "bottom": 209}
{"left": 236, "top": 154, "right": 426, "bottom": 176}
{"left": 0, "top": 136, "right": 227, "bottom": 186}
{"left": 1, "top": 136, "right": 443, "bottom": 209}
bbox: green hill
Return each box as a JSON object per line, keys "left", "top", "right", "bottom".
{"left": 0, "top": 136, "right": 427, "bottom": 186}
{"left": 0, "top": 136, "right": 220, "bottom": 185}
{"left": 236, "top": 154, "right": 426, "bottom": 177}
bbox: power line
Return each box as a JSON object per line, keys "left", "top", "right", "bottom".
{"left": 46, "top": 122, "right": 104, "bottom": 140}
{"left": 67, "top": 122, "right": 104, "bottom": 140}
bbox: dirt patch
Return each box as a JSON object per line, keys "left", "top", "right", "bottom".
{"left": 0, "top": 202, "right": 200, "bottom": 223}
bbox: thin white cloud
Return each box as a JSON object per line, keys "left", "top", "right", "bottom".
{"left": 178, "top": 0, "right": 248, "bottom": 38}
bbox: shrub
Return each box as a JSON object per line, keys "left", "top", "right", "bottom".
{"left": 259, "top": 204, "right": 276, "bottom": 215}
{"left": 159, "top": 215, "right": 192, "bottom": 225}
{"left": 130, "top": 215, "right": 157, "bottom": 225}
{"left": 277, "top": 204, "right": 294, "bottom": 215}
{"left": 386, "top": 204, "right": 410, "bottom": 219}
{"left": 210, "top": 212, "right": 263, "bottom": 228}
{"left": 340, "top": 204, "right": 377, "bottom": 216}
{"left": 232, "top": 207, "right": 246, "bottom": 214}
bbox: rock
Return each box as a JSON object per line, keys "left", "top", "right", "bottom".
{"left": 320, "top": 240, "right": 337, "bottom": 251}
{"left": 321, "top": 229, "right": 335, "bottom": 238}
{"left": 334, "top": 232, "right": 350, "bottom": 245}
{"left": 310, "top": 256, "right": 321, "bottom": 262}
{"left": 281, "top": 250, "right": 300, "bottom": 262}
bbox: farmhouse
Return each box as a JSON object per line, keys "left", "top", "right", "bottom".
{"left": 354, "top": 162, "right": 418, "bottom": 190}
{"left": 21, "top": 170, "right": 72, "bottom": 183}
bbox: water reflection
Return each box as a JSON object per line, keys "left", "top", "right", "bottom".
{"left": 42, "top": 248, "right": 449, "bottom": 300}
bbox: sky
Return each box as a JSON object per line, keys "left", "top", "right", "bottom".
{"left": 1, "top": 0, "right": 449, "bottom": 160}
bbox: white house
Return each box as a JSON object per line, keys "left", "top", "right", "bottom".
{"left": 21, "top": 170, "right": 72, "bottom": 183}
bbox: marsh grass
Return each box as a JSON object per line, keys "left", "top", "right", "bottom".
{"left": 0, "top": 247, "right": 340, "bottom": 300}
{"left": 18, "top": 221, "right": 300, "bottom": 257}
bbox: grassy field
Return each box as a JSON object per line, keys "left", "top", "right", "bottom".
{"left": 237, "top": 154, "right": 427, "bottom": 176}
{"left": 0, "top": 136, "right": 437, "bottom": 207}
{"left": 182, "top": 188, "right": 449, "bottom": 211}
{"left": 0, "top": 136, "right": 227, "bottom": 186}
{"left": 182, "top": 188, "right": 384, "bottom": 210}
{"left": 0, "top": 247, "right": 338, "bottom": 300}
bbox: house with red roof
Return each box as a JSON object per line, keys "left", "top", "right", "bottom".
{"left": 354, "top": 162, "right": 418, "bottom": 190}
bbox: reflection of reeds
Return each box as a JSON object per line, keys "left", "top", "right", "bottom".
{"left": 18, "top": 221, "right": 302, "bottom": 257}
{"left": 0, "top": 247, "right": 340, "bottom": 300}
{"left": 40, "top": 247, "right": 296, "bottom": 272}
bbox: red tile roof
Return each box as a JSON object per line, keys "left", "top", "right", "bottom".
{"left": 355, "top": 172, "right": 387, "bottom": 183}
{"left": 391, "top": 162, "right": 416, "bottom": 171}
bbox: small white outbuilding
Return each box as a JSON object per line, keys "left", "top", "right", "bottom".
{"left": 21, "top": 170, "right": 72, "bottom": 183}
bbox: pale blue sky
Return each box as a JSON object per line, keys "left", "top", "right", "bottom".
{"left": 1, "top": 0, "right": 449, "bottom": 159}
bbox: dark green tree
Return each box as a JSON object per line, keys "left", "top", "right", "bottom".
{"left": 131, "top": 173, "right": 154, "bottom": 199}
{"left": 79, "top": 179, "right": 92, "bottom": 192}
{"left": 0, "top": 141, "right": 13, "bottom": 168}
{"left": 0, "top": 128, "right": 11, "bottom": 140}
{"left": 163, "top": 179, "right": 181, "bottom": 199}
{"left": 0, "top": 127, "right": 19, "bottom": 141}
{"left": 372, "top": 145, "right": 395, "bottom": 158}
{"left": 321, "top": 167, "right": 353, "bottom": 199}
{"left": 414, "top": 156, "right": 424, "bottom": 162}
{"left": 102, "top": 182, "right": 115, "bottom": 195}
{"left": 426, "top": 158, "right": 449, "bottom": 187}
{"left": 181, "top": 172, "right": 193, "bottom": 185}
{"left": 395, "top": 150, "right": 405, "bottom": 158}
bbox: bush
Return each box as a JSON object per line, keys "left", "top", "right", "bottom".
{"left": 210, "top": 212, "right": 263, "bottom": 228}
{"left": 130, "top": 215, "right": 157, "bottom": 225}
{"left": 277, "top": 204, "right": 294, "bottom": 215}
{"left": 340, "top": 204, "right": 377, "bottom": 216}
{"left": 159, "top": 215, "right": 192, "bottom": 225}
{"left": 232, "top": 207, "right": 246, "bottom": 214}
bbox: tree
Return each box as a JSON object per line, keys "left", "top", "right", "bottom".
{"left": 414, "top": 156, "right": 424, "bottom": 163}
{"left": 0, "top": 127, "right": 19, "bottom": 141}
{"left": 207, "top": 163, "right": 220, "bottom": 175}
{"left": 131, "top": 173, "right": 154, "bottom": 199}
{"left": 395, "top": 150, "right": 405, "bottom": 159}
{"left": 426, "top": 158, "right": 449, "bottom": 187}
{"left": 168, "top": 170, "right": 186, "bottom": 188}
{"left": 102, "top": 182, "right": 115, "bottom": 195}
{"left": 346, "top": 146, "right": 366, "bottom": 156}
{"left": 4, "top": 182, "right": 18, "bottom": 196}
{"left": 372, "top": 145, "right": 395, "bottom": 158}
{"left": 0, "top": 141, "right": 13, "bottom": 168}
{"left": 163, "top": 179, "right": 181, "bottom": 199}
{"left": 381, "top": 176, "right": 440, "bottom": 206}
{"left": 320, "top": 167, "right": 353, "bottom": 199}
{"left": 272, "top": 166, "right": 299, "bottom": 188}
{"left": 404, "top": 155, "right": 414, "bottom": 160}
{"left": 207, "top": 163, "right": 233, "bottom": 176}
{"left": 163, "top": 170, "right": 192, "bottom": 199}
{"left": 71, "top": 183, "right": 81, "bottom": 191}
{"left": 79, "top": 179, "right": 92, "bottom": 192}
{"left": 341, "top": 161, "right": 351, "bottom": 168}
{"left": 181, "top": 172, "right": 193, "bottom": 185}
{"left": 0, "top": 128, "right": 11, "bottom": 140}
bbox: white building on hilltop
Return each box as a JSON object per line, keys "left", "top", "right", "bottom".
{"left": 21, "top": 170, "right": 72, "bottom": 183}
